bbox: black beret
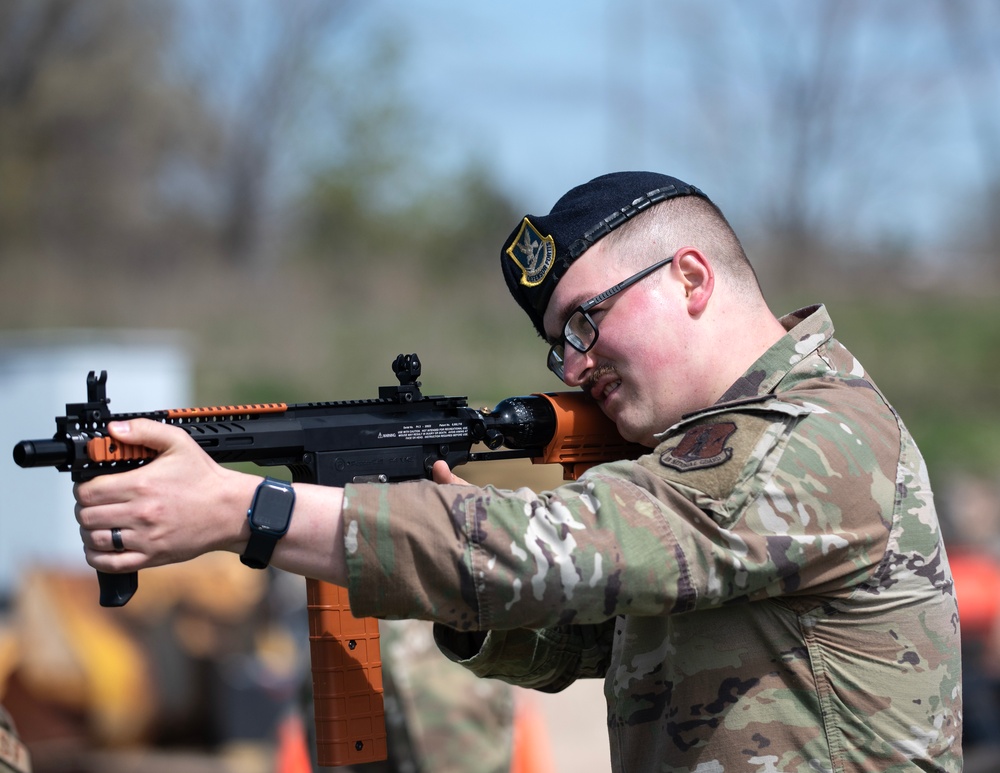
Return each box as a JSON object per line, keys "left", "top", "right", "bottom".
{"left": 501, "top": 171, "right": 708, "bottom": 338}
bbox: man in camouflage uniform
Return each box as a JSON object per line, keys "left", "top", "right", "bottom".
{"left": 75, "top": 172, "right": 962, "bottom": 772}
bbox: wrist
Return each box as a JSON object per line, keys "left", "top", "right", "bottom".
{"left": 223, "top": 471, "right": 264, "bottom": 554}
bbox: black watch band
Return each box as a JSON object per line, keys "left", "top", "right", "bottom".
{"left": 241, "top": 477, "right": 295, "bottom": 569}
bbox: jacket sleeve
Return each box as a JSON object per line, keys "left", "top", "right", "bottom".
{"left": 341, "top": 401, "right": 892, "bottom": 629}
{"left": 431, "top": 620, "right": 616, "bottom": 692}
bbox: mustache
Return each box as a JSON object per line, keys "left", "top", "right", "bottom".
{"left": 587, "top": 364, "right": 619, "bottom": 390}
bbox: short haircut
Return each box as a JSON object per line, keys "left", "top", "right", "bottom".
{"left": 605, "top": 195, "right": 762, "bottom": 297}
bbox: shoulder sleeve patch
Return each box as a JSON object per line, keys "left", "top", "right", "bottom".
{"left": 659, "top": 421, "right": 738, "bottom": 471}
{"left": 642, "top": 403, "right": 809, "bottom": 509}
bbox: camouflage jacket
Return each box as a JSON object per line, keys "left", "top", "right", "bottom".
{"left": 342, "top": 305, "right": 963, "bottom": 773}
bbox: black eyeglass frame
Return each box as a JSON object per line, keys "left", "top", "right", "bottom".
{"left": 546, "top": 254, "right": 675, "bottom": 380}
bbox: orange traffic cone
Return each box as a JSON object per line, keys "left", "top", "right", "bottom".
{"left": 510, "top": 693, "right": 556, "bottom": 773}
{"left": 275, "top": 711, "right": 313, "bottom": 773}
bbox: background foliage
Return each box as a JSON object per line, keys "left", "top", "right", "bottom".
{"left": 1, "top": 0, "right": 998, "bottom": 490}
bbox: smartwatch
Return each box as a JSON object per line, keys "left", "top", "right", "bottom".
{"left": 241, "top": 477, "right": 295, "bottom": 569}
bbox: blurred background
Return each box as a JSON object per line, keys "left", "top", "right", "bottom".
{"left": 1, "top": 1, "right": 998, "bottom": 771}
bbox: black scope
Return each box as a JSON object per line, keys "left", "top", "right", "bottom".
{"left": 481, "top": 395, "right": 557, "bottom": 450}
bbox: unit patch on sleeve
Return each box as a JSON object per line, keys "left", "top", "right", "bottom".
{"left": 660, "top": 421, "right": 737, "bottom": 472}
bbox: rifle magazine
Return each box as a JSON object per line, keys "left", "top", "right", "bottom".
{"left": 306, "top": 579, "right": 387, "bottom": 767}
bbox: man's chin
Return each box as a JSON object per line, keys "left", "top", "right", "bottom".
{"left": 613, "top": 418, "right": 656, "bottom": 449}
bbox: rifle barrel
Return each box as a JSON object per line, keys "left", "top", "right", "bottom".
{"left": 13, "top": 439, "right": 70, "bottom": 468}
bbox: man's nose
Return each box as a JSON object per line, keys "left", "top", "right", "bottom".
{"left": 560, "top": 346, "right": 595, "bottom": 387}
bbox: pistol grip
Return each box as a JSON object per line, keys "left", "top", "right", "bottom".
{"left": 98, "top": 570, "right": 138, "bottom": 607}
{"left": 306, "top": 578, "right": 386, "bottom": 767}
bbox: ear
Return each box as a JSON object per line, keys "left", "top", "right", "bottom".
{"left": 674, "top": 247, "right": 714, "bottom": 317}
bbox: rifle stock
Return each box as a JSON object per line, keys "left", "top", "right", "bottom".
{"left": 13, "top": 353, "right": 644, "bottom": 767}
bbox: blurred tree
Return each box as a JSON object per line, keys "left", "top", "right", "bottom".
{"left": 0, "top": 0, "right": 372, "bottom": 275}
{"left": 293, "top": 30, "right": 430, "bottom": 261}
{"left": 291, "top": 25, "right": 521, "bottom": 282}
{"left": 0, "top": 0, "right": 213, "bottom": 269}
{"left": 406, "top": 163, "right": 523, "bottom": 278}
{"left": 165, "top": 0, "right": 361, "bottom": 270}
{"left": 299, "top": 156, "right": 520, "bottom": 282}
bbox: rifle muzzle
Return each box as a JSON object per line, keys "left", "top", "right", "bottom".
{"left": 13, "top": 438, "right": 71, "bottom": 468}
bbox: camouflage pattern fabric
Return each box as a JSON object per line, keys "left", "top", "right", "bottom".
{"left": 379, "top": 619, "right": 514, "bottom": 773}
{"left": 343, "top": 305, "right": 963, "bottom": 772}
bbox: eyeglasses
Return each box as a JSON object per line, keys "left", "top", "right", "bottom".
{"left": 547, "top": 254, "right": 675, "bottom": 381}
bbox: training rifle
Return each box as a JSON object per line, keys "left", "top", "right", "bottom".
{"left": 13, "top": 353, "right": 644, "bottom": 767}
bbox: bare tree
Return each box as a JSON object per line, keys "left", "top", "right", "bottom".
{"left": 166, "top": 0, "right": 361, "bottom": 270}
{"left": 647, "top": 1, "right": 964, "bottom": 289}
{"left": 0, "top": 0, "right": 219, "bottom": 268}
{"left": 0, "top": 0, "right": 372, "bottom": 275}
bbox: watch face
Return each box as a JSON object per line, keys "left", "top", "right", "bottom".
{"left": 251, "top": 482, "right": 294, "bottom": 533}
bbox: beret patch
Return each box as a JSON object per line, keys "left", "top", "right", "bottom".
{"left": 506, "top": 217, "right": 556, "bottom": 288}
